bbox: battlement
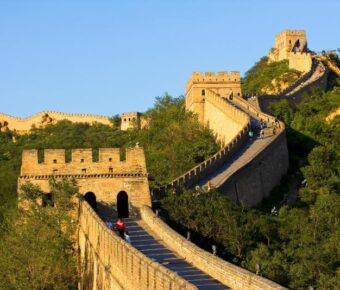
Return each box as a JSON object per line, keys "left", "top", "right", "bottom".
{"left": 0, "top": 111, "right": 114, "bottom": 134}
{"left": 186, "top": 71, "right": 240, "bottom": 92}
{"left": 21, "top": 147, "right": 147, "bottom": 176}
{"left": 275, "top": 29, "right": 306, "bottom": 39}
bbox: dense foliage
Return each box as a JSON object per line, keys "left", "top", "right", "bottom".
{"left": 0, "top": 179, "right": 78, "bottom": 290}
{"left": 241, "top": 57, "right": 302, "bottom": 95}
{"left": 0, "top": 95, "right": 218, "bottom": 210}
{"left": 161, "top": 87, "right": 340, "bottom": 289}
{"left": 0, "top": 95, "right": 218, "bottom": 289}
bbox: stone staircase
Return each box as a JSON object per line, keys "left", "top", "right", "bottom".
{"left": 97, "top": 204, "right": 229, "bottom": 290}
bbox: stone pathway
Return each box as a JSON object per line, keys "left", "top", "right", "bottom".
{"left": 199, "top": 134, "right": 274, "bottom": 188}
{"left": 97, "top": 207, "right": 229, "bottom": 290}
{"left": 199, "top": 99, "right": 276, "bottom": 189}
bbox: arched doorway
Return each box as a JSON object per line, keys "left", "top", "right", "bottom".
{"left": 117, "top": 191, "right": 129, "bottom": 218}
{"left": 84, "top": 192, "right": 97, "bottom": 211}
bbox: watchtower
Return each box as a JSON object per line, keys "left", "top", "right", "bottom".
{"left": 18, "top": 147, "right": 151, "bottom": 217}
{"left": 185, "top": 71, "right": 242, "bottom": 124}
{"left": 269, "top": 30, "right": 307, "bottom": 61}
{"left": 121, "top": 112, "right": 141, "bottom": 130}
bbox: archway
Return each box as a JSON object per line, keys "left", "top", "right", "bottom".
{"left": 117, "top": 191, "right": 129, "bottom": 218}
{"left": 84, "top": 192, "right": 97, "bottom": 211}
{"left": 292, "top": 39, "right": 301, "bottom": 52}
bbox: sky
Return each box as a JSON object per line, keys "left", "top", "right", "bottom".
{"left": 0, "top": 0, "right": 339, "bottom": 118}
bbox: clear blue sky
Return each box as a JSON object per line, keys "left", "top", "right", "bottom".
{"left": 1, "top": 0, "right": 339, "bottom": 117}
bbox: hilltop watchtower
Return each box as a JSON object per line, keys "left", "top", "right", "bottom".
{"left": 18, "top": 147, "right": 151, "bottom": 217}
{"left": 121, "top": 112, "right": 141, "bottom": 130}
{"left": 270, "top": 30, "right": 307, "bottom": 61}
{"left": 185, "top": 71, "right": 242, "bottom": 124}
{"left": 268, "top": 29, "right": 312, "bottom": 73}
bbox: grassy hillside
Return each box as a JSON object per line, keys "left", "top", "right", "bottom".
{"left": 242, "top": 57, "right": 302, "bottom": 95}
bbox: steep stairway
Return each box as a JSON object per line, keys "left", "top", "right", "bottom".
{"left": 97, "top": 206, "right": 229, "bottom": 290}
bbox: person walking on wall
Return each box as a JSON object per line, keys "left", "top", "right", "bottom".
{"left": 207, "top": 180, "right": 212, "bottom": 191}
{"left": 114, "top": 218, "right": 126, "bottom": 239}
{"left": 248, "top": 130, "right": 253, "bottom": 140}
{"left": 124, "top": 231, "right": 131, "bottom": 244}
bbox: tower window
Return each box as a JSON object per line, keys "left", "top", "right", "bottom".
{"left": 53, "top": 159, "right": 57, "bottom": 164}
{"left": 81, "top": 158, "right": 84, "bottom": 163}
{"left": 53, "top": 169, "right": 58, "bottom": 174}
{"left": 109, "top": 158, "right": 112, "bottom": 162}
{"left": 109, "top": 167, "right": 113, "bottom": 173}
{"left": 202, "top": 89, "right": 205, "bottom": 96}
{"left": 82, "top": 168, "right": 87, "bottom": 174}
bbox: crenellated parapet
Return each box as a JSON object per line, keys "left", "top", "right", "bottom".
{"left": 0, "top": 111, "right": 114, "bottom": 134}
{"left": 186, "top": 71, "right": 241, "bottom": 96}
{"left": 185, "top": 71, "right": 242, "bottom": 124}
{"left": 21, "top": 148, "right": 147, "bottom": 177}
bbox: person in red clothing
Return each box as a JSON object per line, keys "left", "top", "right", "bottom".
{"left": 114, "top": 218, "right": 126, "bottom": 239}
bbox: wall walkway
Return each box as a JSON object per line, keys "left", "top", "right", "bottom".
{"left": 140, "top": 206, "right": 287, "bottom": 290}
{"left": 258, "top": 57, "right": 328, "bottom": 113}
{"left": 78, "top": 199, "right": 197, "bottom": 290}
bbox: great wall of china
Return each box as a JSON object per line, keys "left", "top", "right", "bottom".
{"left": 16, "top": 30, "right": 332, "bottom": 289}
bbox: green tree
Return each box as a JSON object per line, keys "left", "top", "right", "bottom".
{"left": 0, "top": 179, "right": 78, "bottom": 290}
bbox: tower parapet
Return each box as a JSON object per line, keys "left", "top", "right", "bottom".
{"left": 185, "top": 71, "right": 242, "bottom": 124}
{"left": 20, "top": 147, "right": 147, "bottom": 176}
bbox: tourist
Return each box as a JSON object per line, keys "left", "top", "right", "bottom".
{"left": 260, "top": 129, "right": 264, "bottom": 139}
{"left": 114, "top": 218, "right": 126, "bottom": 239}
{"left": 207, "top": 180, "right": 212, "bottom": 191}
{"left": 124, "top": 231, "right": 131, "bottom": 244}
{"left": 248, "top": 130, "right": 253, "bottom": 140}
{"left": 105, "top": 221, "right": 113, "bottom": 230}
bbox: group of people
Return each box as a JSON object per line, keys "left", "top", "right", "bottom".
{"left": 106, "top": 218, "right": 131, "bottom": 244}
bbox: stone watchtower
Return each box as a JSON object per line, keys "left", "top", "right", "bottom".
{"left": 121, "top": 112, "right": 141, "bottom": 130}
{"left": 268, "top": 29, "right": 312, "bottom": 73}
{"left": 185, "top": 71, "right": 242, "bottom": 124}
{"left": 18, "top": 147, "right": 151, "bottom": 218}
{"left": 269, "top": 30, "right": 307, "bottom": 61}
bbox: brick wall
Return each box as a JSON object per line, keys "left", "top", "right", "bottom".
{"left": 79, "top": 200, "right": 197, "bottom": 290}
{"left": 141, "top": 206, "right": 288, "bottom": 290}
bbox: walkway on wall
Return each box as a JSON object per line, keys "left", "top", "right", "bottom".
{"left": 199, "top": 98, "right": 277, "bottom": 189}
{"left": 285, "top": 58, "right": 326, "bottom": 96}
{"left": 98, "top": 207, "right": 229, "bottom": 290}
{"left": 199, "top": 133, "right": 274, "bottom": 188}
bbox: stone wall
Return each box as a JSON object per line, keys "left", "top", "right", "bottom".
{"left": 288, "top": 52, "right": 312, "bottom": 72}
{"left": 185, "top": 71, "right": 242, "bottom": 124}
{"left": 204, "top": 90, "right": 249, "bottom": 146}
{"left": 258, "top": 58, "right": 328, "bottom": 114}
{"left": 78, "top": 199, "right": 197, "bottom": 290}
{"left": 217, "top": 96, "right": 289, "bottom": 206}
{"left": 18, "top": 148, "right": 152, "bottom": 208}
{"left": 0, "top": 111, "right": 113, "bottom": 134}
{"left": 140, "top": 206, "right": 287, "bottom": 290}
{"left": 218, "top": 129, "right": 289, "bottom": 206}
{"left": 152, "top": 92, "right": 250, "bottom": 199}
